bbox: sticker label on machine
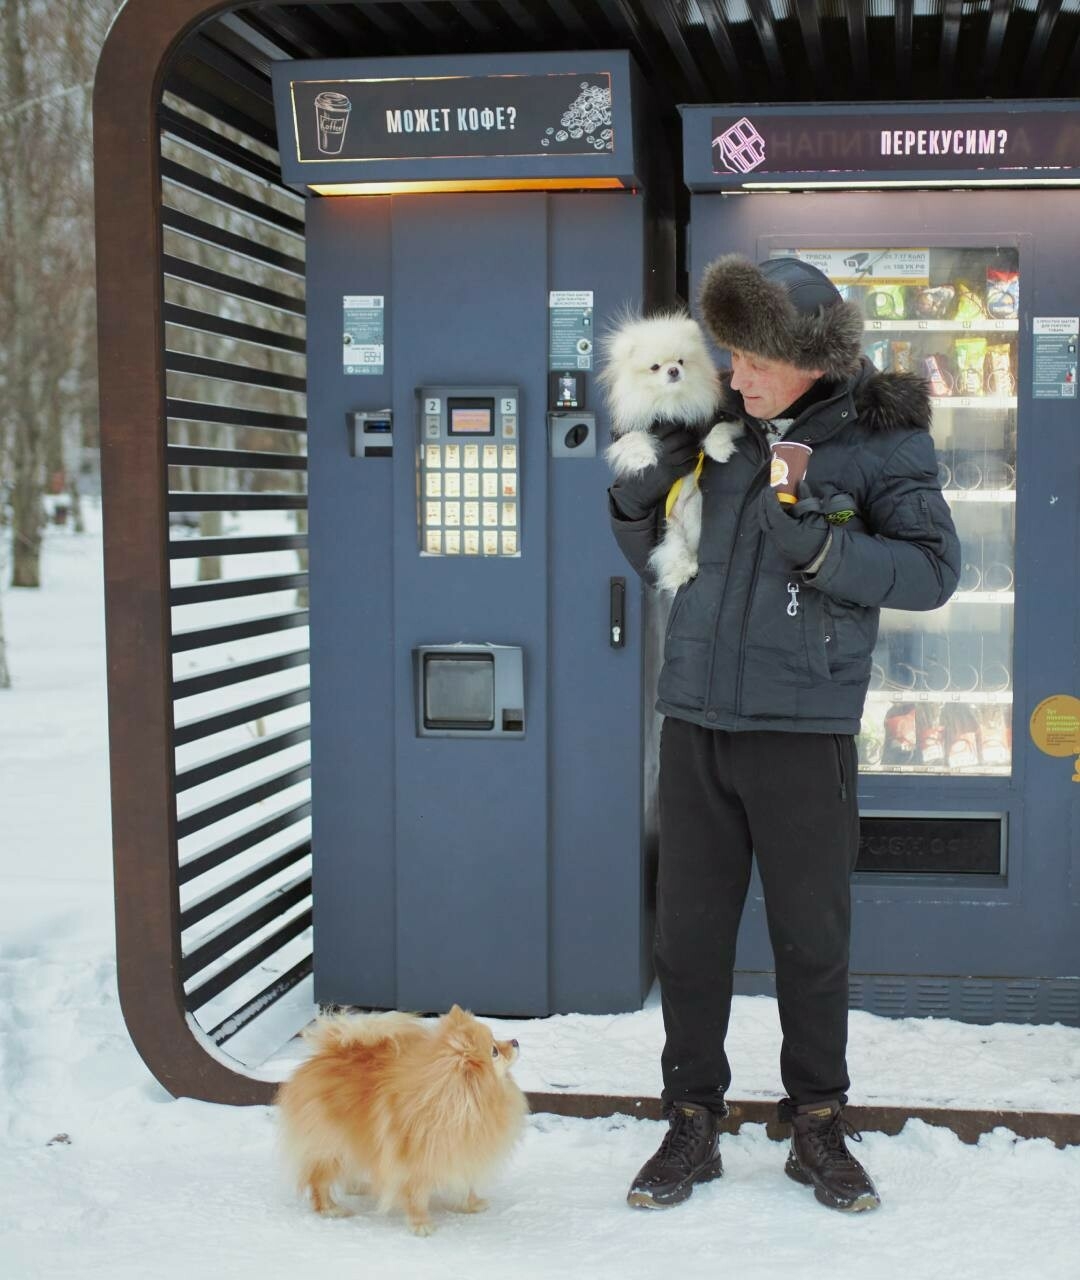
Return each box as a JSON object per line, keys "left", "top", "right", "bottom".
{"left": 343, "top": 295, "right": 384, "bottom": 375}
{"left": 1032, "top": 317, "right": 1078, "bottom": 399}
{"left": 418, "top": 388, "right": 520, "bottom": 557}
{"left": 778, "top": 249, "right": 929, "bottom": 287}
{"left": 549, "top": 290, "right": 594, "bottom": 370}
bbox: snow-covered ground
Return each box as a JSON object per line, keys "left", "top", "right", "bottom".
{"left": 2, "top": 511, "right": 1079, "bottom": 1280}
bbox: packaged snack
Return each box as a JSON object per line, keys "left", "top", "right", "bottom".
{"left": 890, "top": 340, "right": 913, "bottom": 373}
{"left": 953, "top": 336, "right": 988, "bottom": 395}
{"left": 943, "top": 703, "right": 981, "bottom": 768}
{"left": 985, "top": 343, "right": 1015, "bottom": 395}
{"left": 986, "top": 267, "right": 1019, "bottom": 319}
{"left": 866, "top": 339, "right": 890, "bottom": 371}
{"left": 883, "top": 703, "right": 918, "bottom": 765}
{"left": 953, "top": 281, "right": 988, "bottom": 321}
{"left": 915, "top": 704, "right": 946, "bottom": 766}
{"left": 910, "top": 285, "right": 955, "bottom": 319}
{"left": 977, "top": 704, "right": 1012, "bottom": 766}
{"left": 922, "top": 353, "right": 953, "bottom": 396}
{"left": 865, "top": 284, "right": 907, "bottom": 319}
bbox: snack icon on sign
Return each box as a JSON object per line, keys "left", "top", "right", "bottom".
{"left": 713, "top": 117, "right": 766, "bottom": 174}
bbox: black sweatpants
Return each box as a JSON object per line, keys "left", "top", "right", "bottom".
{"left": 655, "top": 717, "right": 861, "bottom": 1113}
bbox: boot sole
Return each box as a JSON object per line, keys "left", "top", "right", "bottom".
{"left": 626, "top": 1155, "right": 723, "bottom": 1209}
{"left": 785, "top": 1154, "right": 881, "bottom": 1213}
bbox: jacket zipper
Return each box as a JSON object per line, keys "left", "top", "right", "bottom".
{"left": 704, "top": 423, "right": 768, "bottom": 721}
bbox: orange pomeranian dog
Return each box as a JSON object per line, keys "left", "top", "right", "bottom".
{"left": 276, "top": 1005, "right": 528, "bottom": 1235}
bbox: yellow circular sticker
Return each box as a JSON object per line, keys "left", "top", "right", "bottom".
{"left": 1029, "top": 694, "right": 1080, "bottom": 757}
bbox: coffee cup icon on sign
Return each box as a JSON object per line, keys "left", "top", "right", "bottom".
{"left": 315, "top": 91, "right": 352, "bottom": 155}
{"left": 713, "top": 117, "right": 766, "bottom": 175}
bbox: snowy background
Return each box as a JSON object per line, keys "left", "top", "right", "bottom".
{"left": 2, "top": 511, "right": 1080, "bottom": 1280}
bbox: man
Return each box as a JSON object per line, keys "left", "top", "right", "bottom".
{"left": 609, "top": 255, "right": 960, "bottom": 1214}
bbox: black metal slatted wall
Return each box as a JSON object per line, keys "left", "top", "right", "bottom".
{"left": 160, "top": 56, "right": 313, "bottom": 1055}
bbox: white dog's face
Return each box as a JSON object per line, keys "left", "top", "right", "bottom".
{"left": 602, "top": 314, "right": 720, "bottom": 429}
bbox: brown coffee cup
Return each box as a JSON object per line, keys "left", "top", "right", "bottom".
{"left": 769, "top": 441, "right": 813, "bottom": 504}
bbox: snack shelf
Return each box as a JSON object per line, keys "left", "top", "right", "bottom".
{"left": 949, "top": 590, "right": 1014, "bottom": 605}
{"left": 943, "top": 489, "right": 1016, "bottom": 503}
{"left": 865, "top": 319, "right": 1019, "bottom": 333}
{"left": 929, "top": 396, "right": 1017, "bottom": 410}
{"left": 865, "top": 690, "right": 1013, "bottom": 706}
{"left": 865, "top": 764, "right": 1012, "bottom": 777}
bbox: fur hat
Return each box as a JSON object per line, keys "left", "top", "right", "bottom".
{"left": 699, "top": 255, "right": 864, "bottom": 380}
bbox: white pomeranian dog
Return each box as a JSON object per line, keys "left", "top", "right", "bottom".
{"left": 599, "top": 312, "right": 742, "bottom": 592}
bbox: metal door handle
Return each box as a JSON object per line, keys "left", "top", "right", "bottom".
{"left": 610, "top": 577, "right": 626, "bottom": 648}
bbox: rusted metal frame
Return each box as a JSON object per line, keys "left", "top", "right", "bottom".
{"left": 893, "top": 0, "right": 914, "bottom": 97}
{"left": 176, "top": 724, "right": 313, "bottom": 792}
{"left": 164, "top": 254, "right": 304, "bottom": 314}
{"left": 173, "top": 652, "right": 311, "bottom": 705}
{"left": 208, "top": 954, "right": 314, "bottom": 1046}
{"left": 159, "top": 107, "right": 290, "bottom": 186}
{"left": 173, "top": 688, "right": 312, "bottom": 746}
{"left": 792, "top": 0, "right": 829, "bottom": 99}
{"left": 528, "top": 1093, "right": 1080, "bottom": 1150}
{"left": 168, "top": 491, "right": 307, "bottom": 511}
{"left": 185, "top": 906, "right": 313, "bottom": 1009}
{"left": 171, "top": 570, "right": 309, "bottom": 605}
{"left": 164, "top": 303, "right": 305, "bottom": 354}
{"left": 937, "top": 0, "right": 964, "bottom": 97}
{"left": 95, "top": 0, "right": 293, "bottom": 1107}
{"left": 181, "top": 872, "right": 313, "bottom": 983}
{"left": 160, "top": 159, "right": 304, "bottom": 239}
{"left": 843, "top": 0, "right": 871, "bottom": 98}
{"left": 745, "top": 0, "right": 787, "bottom": 88}
{"left": 181, "top": 839, "right": 312, "bottom": 931}
{"left": 1019, "top": 0, "right": 1064, "bottom": 94}
{"left": 162, "top": 207, "right": 305, "bottom": 274}
{"left": 167, "top": 399, "right": 307, "bottom": 432}
{"left": 171, "top": 608, "right": 311, "bottom": 651}
{"left": 178, "top": 800, "right": 313, "bottom": 885}
{"left": 690, "top": 0, "right": 747, "bottom": 94}
{"left": 166, "top": 444, "right": 307, "bottom": 471}
{"left": 164, "top": 351, "right": 307, "bottom": 393}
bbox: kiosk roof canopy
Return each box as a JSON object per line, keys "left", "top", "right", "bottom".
{"left": 186, "top": 1, "right": 1080, "bottom": 136}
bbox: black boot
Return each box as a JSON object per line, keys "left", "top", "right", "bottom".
{"left": 784, "top": 1100, "right": 881, "bottom": 1212}
{"left": 626, "top": 1102, "right": 724, "bottom": 1209}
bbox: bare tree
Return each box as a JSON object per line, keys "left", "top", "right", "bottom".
{"left": 0, "top": 0, "right": 113, "bottom": 588}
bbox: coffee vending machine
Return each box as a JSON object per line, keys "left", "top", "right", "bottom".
{"left": 681, "top": 101, "right": 1080, "bottom": 1024}
{"left": 273, "top": 52, "right": 672, "bottom": 1015}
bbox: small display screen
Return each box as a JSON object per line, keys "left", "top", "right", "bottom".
{"left": 448, "top": 398, "right": 495, "bottom": 435}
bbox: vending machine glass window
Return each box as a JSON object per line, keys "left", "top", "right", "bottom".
{"left": 775, "top": 246, "right": 1019, "bottom": 777}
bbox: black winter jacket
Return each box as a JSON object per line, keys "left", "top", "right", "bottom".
{"left": 610, "top": 360, "right": 961, "bottom": 734}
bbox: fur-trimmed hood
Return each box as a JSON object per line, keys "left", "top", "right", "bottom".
{"left": 717, "top": 362, "right": 932, "bottom": 434}
{"left": 699, "top": 254, "right": 864, "bottom": 381}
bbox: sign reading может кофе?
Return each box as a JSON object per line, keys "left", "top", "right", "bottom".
{"left": 289, "top": 72, "right": 615, "bottom": 163}
{"left": 708, "top": 110, "right": 1080, "bottom": 178}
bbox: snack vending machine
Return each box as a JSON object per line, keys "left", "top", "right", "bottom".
{"left": 681, "top": 101, "right": 1080, "bottom": 1024}
{"left": 273, "top": 52, "right": 671, "bottom": 1016}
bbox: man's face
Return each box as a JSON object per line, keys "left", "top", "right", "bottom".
{"left": 729, "top": 349, "right": 822, "bottom": 420}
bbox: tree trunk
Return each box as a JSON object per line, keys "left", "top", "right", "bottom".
{"left": 0, "top": 588, "right": 11, "bottom": 688}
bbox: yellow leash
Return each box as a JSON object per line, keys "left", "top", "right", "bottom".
{"left": 664, "top": 451, "right": 705, "bottom": 519}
